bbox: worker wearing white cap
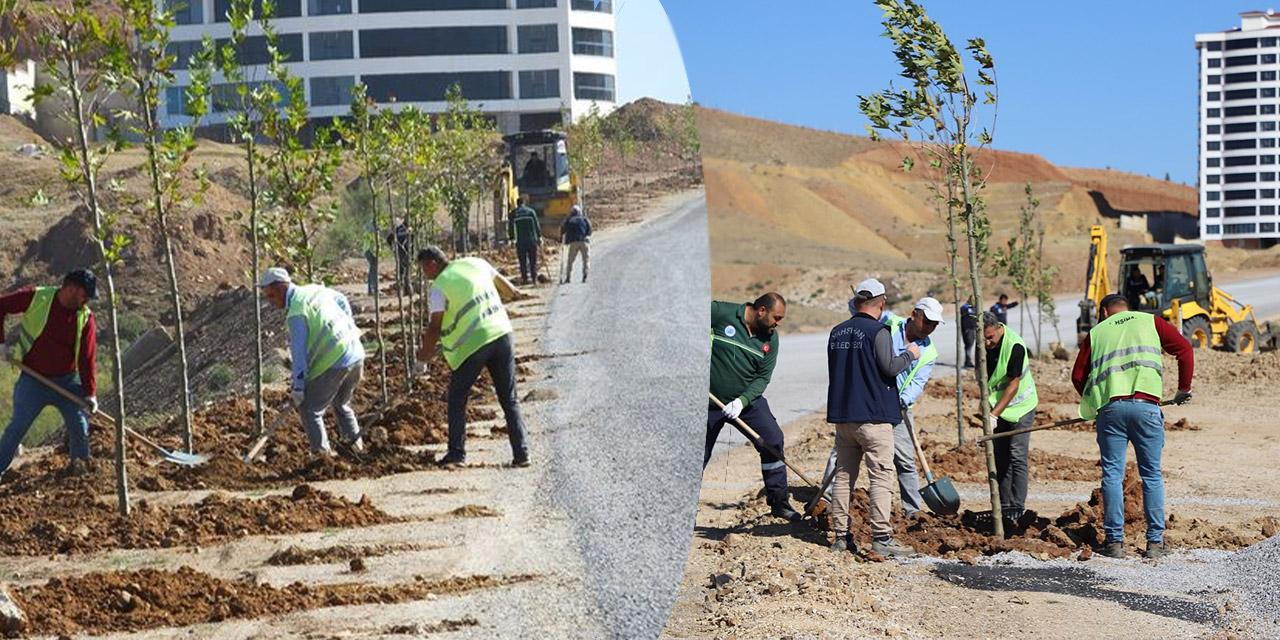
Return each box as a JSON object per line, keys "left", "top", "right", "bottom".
{"left": 818, "top": 294, "right": 942, "bottom": 519}
{"left": 258, "top": 267, "right": 366, "bottom": 458}
{"left": 825, "top": 278, "right": 921, "bottom": 557}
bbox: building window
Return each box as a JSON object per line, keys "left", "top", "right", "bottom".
{"left": 1264, "top": 155, "right": 1278, "bottom": 165}
{"left": 1225, "top": 206, "right": 1255, "bottom": 216}
{"left": 518, "top": 24, "right": 558, "bottom": 54}
{"left": 1208, "top": 91, "right": 1222, "bottom": 101}
{"left": 1262, "top": 222, "right": 1277, "bottom": 233}
{"left": 517, "top": 0, "right": 556, "bottom": 6}
{"left": 1264, "top": 105, "right": 1278, "bottom": 115}
{"left": 363, "top": 71, "right": 512, "bottom": 102}
{"left": 1264, "top": 71, "right": 1278, "bottom": 81}
{"left": 1207, "top": 174, "right": 1221, "bottom": 183}
{"left": 1267, "top": 122, "right": 1279, "bottom": 132}
{"left": 1209, "top": 58, "right": 1222, "bottom": 68}
{"left": 1266, "top": 37, "right": 1279, "bottom": 47}
{"left": 1262, "top": 189, "right": 1276, "bottom": 198}
{"left": 1207, "top": 224, "right": 1221, "bottom": 234}
{"left": 1265, "top": 88, "right": 1278, "bottom": 98}
{"left": 1226, "top": 88, "right": 1256, "bottom": 99}
{"left": 1225, "top": 189, "right": 1255, "bottom": 200}
{"left": 1261, "top": 206, "right": 1277, "bottom": 215}
{"left": 309, "top": 31, "right": 353, "bottom": 60}
{"left": 216, "top": 0, "right": 301, "bottom": 21}
{"left": 1209, "top": 141, "right": 1222, "bottom": 150}
{"left": 167, "top": 40, "right": 204, "bottom": 70}
{"left": 360, "top": 0, "right": 506, "bottom": 12}
{"left": 573, "top": 72, "right": 615, "bottom": 101}
{"left": 1224, "top": 122, "right": 1254, "bottom": 133}
{"left": 215, "top": 33, "right": 304, "bottom": 65}
{"left": 1208, "top": 74, "right": 1222, "bottom": 85}
{"left": 520, "top": 112, "right": 562, "bottom": 130}
{"left": 1208, "top": 157, "right": 1221, "bottom": 167}
{"left": 1266, "top": 54, "right": 1279, "bottom": 64}
{"left": 308, "top": 0, "right": 351, "bottom": 14}
{"left": 310, "top": 76, "right": 354, "bottom": 106}
{"left": 572, "top": 28, "right": 614, "bottom": 57}
{"left": 1226, "top": 172, "right": 1257, "bottom": 183}
{"left": 1226, "top": 71, "right": 1257, "bottom": 83}
{"left": 1224, "top": 139, "right": 1254, "bottom": 150}
{"left": 1227, "top": 38, "right": 1258, "bottom": 50}
{"left": 165, "top": 86, "right": 189, "bottom": 116}
{"left": 1208, "top": 107, "right": 1221, "bottom": 117}
{"left": 1207, "top": 124, "right": 1221, "bottom": 134}
{"left": 166, "top": 0, "right": 202, "bottom": 24}
{"left": 1208, "top": 191, "right": 1221, "bottom": 201}
{"left": 1207, "top": 207, "right": 1222, "bottom": 218}
{"left": 571, "top": 0, "right": 611, "bottom": 11}
{"left": 1224, "top": 223, "right": 1257, "bottom": 234}
{"left": 360, "top": 26, "right": 508, "bottom": 57}
{"left": 1225, "top": 156, "right": 1257, "bottom": 167}
{"left": 212, "top": 81, "right": 288, "bottom": 112}
{"left": 1225, "top": 105, "right": 1256, "bottom": 116}
{"left": 1226, "top": 55, "right": 1256, "bottom": 67}
{"left": 1263, "top": 172, "right": 1277, "bottom": 181}
{"left": 518, "top": 69, "right": 559, "bottom": 98}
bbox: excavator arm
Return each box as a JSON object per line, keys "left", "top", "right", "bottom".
{"left": 1076, "top": 225, "right": 1111, "bottom": 338}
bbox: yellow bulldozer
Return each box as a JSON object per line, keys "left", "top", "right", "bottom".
{"left": 493, "top": 130, "right": 579, "bottom": 242}
{"left": 1077, "top": 225, "right": 1276, "bottom": 352}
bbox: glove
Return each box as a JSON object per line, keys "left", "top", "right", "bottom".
{"left": 720, "top": 398, "right": 744, "bottom": 421}
{"left": 1173, "top": 390, "right": 1192, "bottom": 405}
{"left": 985, "top": 413, "right": 998, "bottom": 433}
{"left": 85, "top": 395, "right": 98, "bottom": 415}
{"left": 291, "top": 389, "right": 305, "bottom": 407}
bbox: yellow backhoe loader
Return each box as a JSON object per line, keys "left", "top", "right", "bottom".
{"left": 1077, "top": 225, "right": 1276, "bottom": 352}
{"left": 493, "top": 130, "right": 579, "bottom": 242}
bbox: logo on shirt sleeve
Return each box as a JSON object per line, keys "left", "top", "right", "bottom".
{"left": 762, "top": 343, "right": 770, "bottom": 354}
{"left": 724, "top": 325, "right": 736, "bottom": 337}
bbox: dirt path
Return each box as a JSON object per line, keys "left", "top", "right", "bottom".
{"left": 667, "top": 349, "right": 1280, "bottom": 639}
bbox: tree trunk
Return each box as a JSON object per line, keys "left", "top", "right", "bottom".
{"left": 370, "top": 187, "right": 389, "bottom": 405}
{"left": 946, "top": 198, "right": 964, "bottom": 447}
{"left": 961, "top": 147, "right": 1003, "bottom": 538}
{"left": 247, "top": 139, "right": 264, "bottom": 435}
{"left": 139, "top": 84, "right": 195, "bottom": 454}
{"left": 67, "top": 58, "right": 129, "bottom": 516}
{"left": 387, "top": 181, "right": 411, "bottom": 393}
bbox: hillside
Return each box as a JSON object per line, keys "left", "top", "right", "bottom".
{"left": 697, "top": 106, "right": 1280, "bottom": 330}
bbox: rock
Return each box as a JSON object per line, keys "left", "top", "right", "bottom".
{"left": 350, "top": 557, "right": 367, "bottom": 573}
{"left": 291, "top": 484, "right": 316, "bottom": 501}
{"left": 956, "top": 549, "right": 980, "bottom": 565}
{"left": 116, "top": 589, "right": 136, "bottom": 612}
{"left": 369, "top": 426, "right": 389, "bottom": 444}
{"left": 1263, "top": 520, "right": 1277, "bottom": 538}
{"left": 1009, "top": 595, "right": 1029, "bottom": 605}
{"left": 71, "top": 525, "right": 91, "bottom": 539}
{"left": 710, "top": 573, "right": 733, "bottom": 588}
{"left": 1077, "top": 546, "right": 1093, "bottom": 561}
{"left": 0, "top": 585, "right": 25, "bottom": 634}
{"left": 939, "top": 537, "right": 964, "bottom": 553}
{"left": 765, "top": 582, "right": 784, "bottom": 596}
{"left": 1041, "top": 525, "right": 1073, "bottom": 548}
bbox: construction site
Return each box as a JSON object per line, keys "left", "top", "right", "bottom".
{"left": 0, "top": 88, "right": 704, "bottom": 637}
{"left": 673, "top": 105, "right": 1280, "bottom": 639}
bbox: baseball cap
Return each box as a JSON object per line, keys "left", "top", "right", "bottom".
{"left": 64, "top": 269, "right": 97, "bottom": 300}
{"left": 915, "top": 297, "right": 944, "bottom": 323}
{"left": 853, "top": 278, "right": 886, "bottom": 298}
{"left": 256, "top": 267, "right": 291, "bottom": 287}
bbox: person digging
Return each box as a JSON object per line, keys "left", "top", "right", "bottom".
{"left": 1072, "top": 293, "right": 1193, "bottom": 560}
{"left": 0, "top": 269, "right": 99, "bottom": 479}
{"left": 414, "top": 246, "right": 529, "bottom": 468}
{"left": 259, "top": 268, "right": 366, "bottom": 459}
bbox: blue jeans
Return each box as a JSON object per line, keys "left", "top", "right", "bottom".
{"left": 0, "top": 372, "right": 91, "bottom": 473}
{"left": 1096, "top": 399, "right": 1165, "bottom": 543}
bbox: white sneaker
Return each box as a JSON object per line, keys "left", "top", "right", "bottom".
{"left": 351, "top": 437, "right": 365, "bottom": 453}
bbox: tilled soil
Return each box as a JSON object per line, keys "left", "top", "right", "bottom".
{"left": 12, "top": 565, "right": 538, "bottom": 636}
{"left": 922, "top": 440, "right": 1100, "bottom": 483}
{"left": 0, "top": 484, "right": 395, "bottom": 556}
{"left": 817, "top": 466, "right": 1277, "bottom": 562}
{"left": 265, "top": 542, "right": 430, "bottom": 566}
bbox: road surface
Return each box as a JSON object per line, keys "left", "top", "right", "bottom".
{"left": 534, "top": 190, "right": 709, "bottom": 639}
{"left": 708, "top": 272, "right": 1280, "bottom": 457}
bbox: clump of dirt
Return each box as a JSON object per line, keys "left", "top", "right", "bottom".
{"left": 266, "top": 542, "right": 426, "bottom": 566}
{"left": 448, "top": 505, "right": 501, "bottom": 518}
{"left": 922, "top": 440, "right": 1100, "bottom": 483}
{"left": 386, "top": 618, "right": 480, "bottom": 635}
{"left": 0, "top": 485, "right": 395, "bottom": 556}
{"left": 1166, "top": 417, "right": 1200, "bottom": 431}
{"left": 13, "top": 566, "right": 538, "bottom": 636}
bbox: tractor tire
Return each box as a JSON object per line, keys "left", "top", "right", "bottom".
{"left": 1225, "top": 320, "right": 1259, "bottom": 354}
{"left": 1183, "top": 316, "right": 1213, "bottom": 349}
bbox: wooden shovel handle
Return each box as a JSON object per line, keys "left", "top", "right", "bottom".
{"left": 975, "top": 399, "right": 1177, "bottom": 443}
{"left": 900, "top": 407, "right": 935, "bottom": 481}
{"left": 709, "top": 392, "right": 821, "bottom": 489}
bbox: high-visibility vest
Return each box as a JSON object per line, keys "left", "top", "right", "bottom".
{"left": 15, "top": 287, "right": 90, "bottom": 367}
{"left": 1078, "top": 310, "right": 1164, "bottom": 420}
{"left": 286, "top": 284, "right": 363, "bottom": 381}
{"left": 435, "top": 258, "right": 512, "bottom": 370}
{"left": 886, "top": 314, "right": 937, "bottom": 407}
{"left": 987, "top": 324, "right": 1038, "bottom": 421}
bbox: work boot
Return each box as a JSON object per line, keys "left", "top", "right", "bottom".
{"left": 1145, "top": 541, "right": 1167, "bottom": 560}
{"left": 871, "top": 538, "right": 916, "bottom": 558}
{"left": 308, "top": 448, "right": 337, "bottom": 462}
{"left": 437, "top": 452, "right": 466, "bottom": 467}
{"left": 511, "top": 451, "right": 530, "bottom": 468}
{"left": 830, "top": 534, "right": 853, "bottom": 554}
{"left": 1098, "top": 542, "right": 1126, "bottom": 559}
{"left": 769, "top": 501, "right": 803, "bottom": 522}
{"left": 66, "top": 458, "right": 89, "bottom": 477}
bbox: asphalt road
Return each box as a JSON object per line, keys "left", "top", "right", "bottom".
{"left": 708, "top": 272, "right": 1280, "bottom": 457}
{"left": 535, "top": 190, "right": 709, "bottom": 639}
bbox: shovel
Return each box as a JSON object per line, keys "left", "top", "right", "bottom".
{"left": 976, "top": 399, "right": 1176, "bottom": 443}
{"left": 902, "top": 407, "right": 960, "bottom": 516}
{"left": 15, "top": 362, "right": 208, "bottom": 466}
{"left": 243, "top": 404, "right": 293, "bottom": 463}
{"left": 708, "top": 393, "right": 821, "bottom": 489}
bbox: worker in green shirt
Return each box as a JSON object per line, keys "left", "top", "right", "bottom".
{"left": 705, "top": 292, "right": 800, "bottom": 521}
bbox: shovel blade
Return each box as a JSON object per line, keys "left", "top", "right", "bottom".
{"left": 921, "top": 476, "right": 961, "bottom": 516}
{"left": 163, "top": 451, "right": 209, "bottom": 467}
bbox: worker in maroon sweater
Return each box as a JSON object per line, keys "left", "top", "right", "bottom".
{"left": 0, "top": 270, "right": 98, "bottom": 478}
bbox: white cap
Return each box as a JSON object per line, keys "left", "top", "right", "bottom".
{"left": 915, "top": 297, "right": 945, "bottom": 323}
{"left": 256, "top": 267, "right": 291, "bottom": 287}
{"left": 853, "top": 278, "right": 886, "bottom": 298}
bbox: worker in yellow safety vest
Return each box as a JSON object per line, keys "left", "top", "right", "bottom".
{"left": 414, "top": 246, "right": 528, "bottom": 468}
{"left": 981, "top": 310, "right": 1038, "bottom": 528}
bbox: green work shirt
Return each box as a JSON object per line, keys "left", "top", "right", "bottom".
{"left": 709, "top": 300, "right": 778, "bottom": 407}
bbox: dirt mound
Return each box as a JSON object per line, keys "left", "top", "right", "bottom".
{"left": 0, "top": 484, "right": 394, "bottom": 556}
{"left": 13, "top": 566, "right": 537, "bottom": 636}
{"left": 448, "top": 505, "right": 500, "bottom": 518}
{"left": 923, "top": 441, "right": 1099, "bottom": 483}
{"left": 266, "top": 542, "right": 426, "bottom": 566}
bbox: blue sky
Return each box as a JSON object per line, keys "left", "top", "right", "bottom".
{"left": 663, "top": 2, "right": 1261, "bottom": 185}
{"left": 615, "top": 0, "right": 691, "bottom": 104}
